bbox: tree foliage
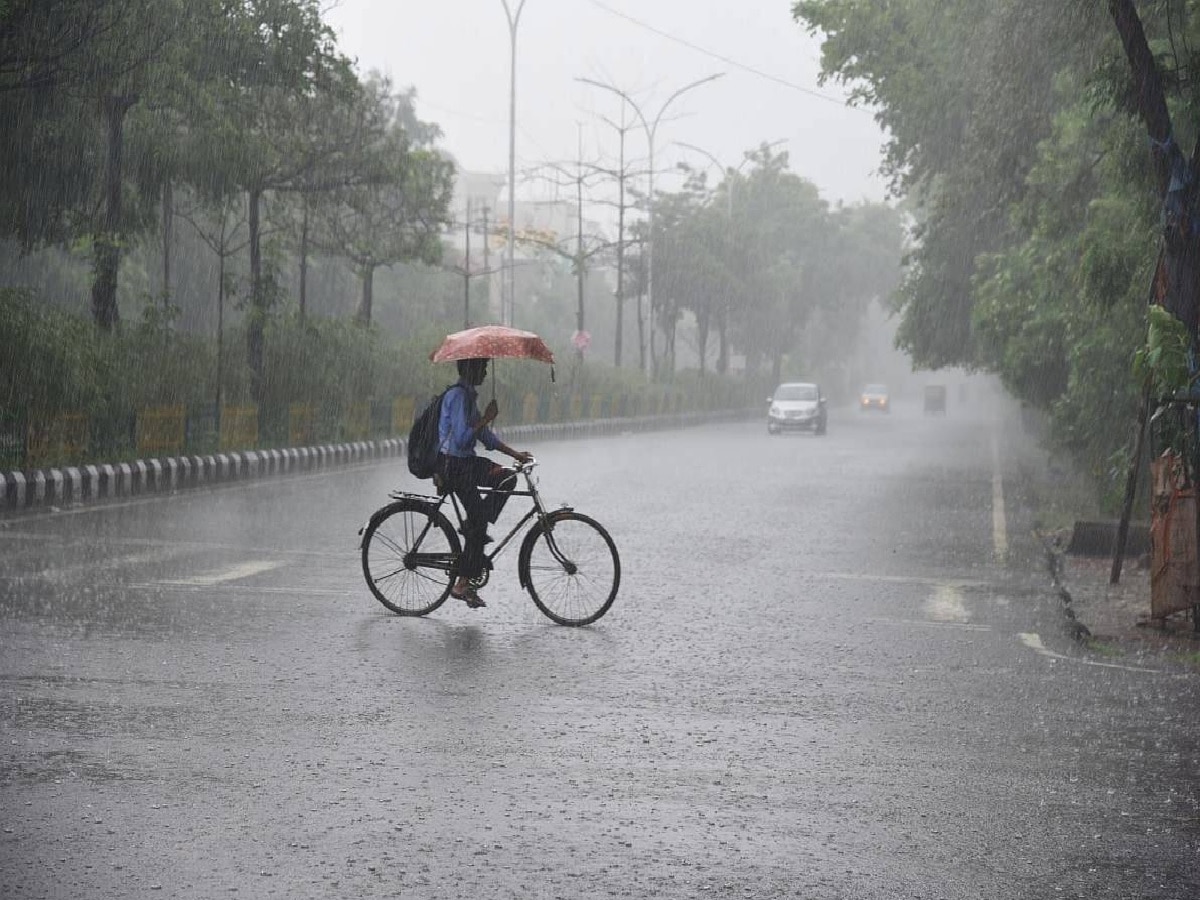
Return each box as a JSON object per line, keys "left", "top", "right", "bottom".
{"left": 0, "top": 0, "right": 458, "bottom": 400}
{"left": 652, "top": 146, "right": 903, "bottom": 383}
{"left": 794, "top": 0, "right": 1200, "bottom": 499}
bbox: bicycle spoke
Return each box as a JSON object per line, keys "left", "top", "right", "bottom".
{"left": 362, "top": 502, "right": 458, "bottom": 616}
{"left": 373, "top": 530, "right": 408, "bottom": 558}
{"left": 522, "top": 513, "right": 619, "bottom": 626}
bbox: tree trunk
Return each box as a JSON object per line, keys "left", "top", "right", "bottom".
{"left": 299, "top": 197, "right": 309, "bottom": 319}
{"left": 696, "top": 308, "right": 710, "bottom": 374}
{"left": 576, "top": 265, "right": 586, "bottom": 360}
{"left": 356, "top": 262, "right": 375, "bottom": 325}
{"left": 665, "top": 307, "right": 677, "bottom": 375}
{"left": 247, "top": 188, "right": 264, "bottom": 401}
{"left": 1109, "top": 0, "right": 1200, "bottom": 335}
{"left": 216, "top": 251, "right": 226, "bottom": 435}
{"left": 615, "top": 143, "right": 626, "bottom": 368}
{"left": 648, "top": 282, "right": 658, "bottom": 378}
{"left": 717, "top": 304, "right": 729, "bottom": 375}
{"left": 576, "top": 181, "right": 586, "bottom": 360}
{"left": 161, "top": 180, "right": 173, "bottom": 308}
{"left": 636, "top": 237, "right": 646, "bottom": 373}
{"left": 91, "top": 94, "right": 134, "bottom": 331}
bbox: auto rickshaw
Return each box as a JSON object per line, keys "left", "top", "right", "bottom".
{"left": 923, "top": 384, "right": 947, "bottom": 415}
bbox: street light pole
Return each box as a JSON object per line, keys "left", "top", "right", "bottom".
{"left": 577, "top": 73, "right": 723, "bottom": 376}
{"left": 501, "top": 0, "right": 527, "bottom": 326}
{"left": 675, "top": 138, "right": 790, "bottom": 218}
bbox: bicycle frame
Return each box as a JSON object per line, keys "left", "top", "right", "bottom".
{"left": 387, "top": 461, "right": 575, "bottom": 571}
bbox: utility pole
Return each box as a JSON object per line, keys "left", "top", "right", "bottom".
{"left": 500, "top": 0, "right": 528, "bottom": 326}
{"left": 583, "top": 106, "right": 649, "bottom": 368}
{"left": 445, "top": 201, "right": 499, "bottom": 329}
{"left": 482, "top": 206, "right": 492, "bottom": 319}
{"left": 575, "top": 125, "right": 586, "bottom": 357}
{"left": 463, "top": 198, "right": 472, "bottom": 328}
{"left": 523, "top": 147, "right": 608, "bottom": 359}
{"left": 576, "top": 73, "right": 724, "bottom": 377}
{"left": 592, "top": 103, "right": 634, "bottom": 367}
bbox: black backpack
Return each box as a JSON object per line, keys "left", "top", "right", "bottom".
{"left": 406, "top": 385, "right": 457, "bottom": 479}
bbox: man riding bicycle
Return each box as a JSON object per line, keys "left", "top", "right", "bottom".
{"left": 438, "top": 357, "right": 532, "bottom": 609}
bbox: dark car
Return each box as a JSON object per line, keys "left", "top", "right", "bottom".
{"left": 859, "top": 383, "right": 890, "bottom": 413}
{"left": 767, "top": 382, "right": 827, "bottom": 436}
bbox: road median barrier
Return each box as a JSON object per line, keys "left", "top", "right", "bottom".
{"left": 1, "top": 408, "right": 755, "bottom": 513}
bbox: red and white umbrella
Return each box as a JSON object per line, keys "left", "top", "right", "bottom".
{"left": 430, "top": 324, "right": 555, "bottom": 365}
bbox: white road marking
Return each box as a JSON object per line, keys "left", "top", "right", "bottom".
{"left": 128, "top": 582, "right": 353, "bottom": 597}
{"left": 925, "top": 583, "right": 969, "bottom": 623}
{"left": 4, "top": 461, "right": 385, "bottom": 522}
{"left": 36, "top": 545, "right": 196, "bottom": 578}
{"left": 1019, "top": 632, "right": 1059, "bottom": 656}
{"left": 884, "top": 619, "right": 991, "bottom": 632}
{"left": 1019, "top": 632, "right": 1165, "bottom": 673}
{"left": 992, "top": 432, "right": 1008, "bottom": 561}
{"left": 0, "top": 530, "right": 348, "bottom": 560}
{"left": 156, "top": 560, "right": 281, "bottom": 586}
{"left": 808, "top": 572, "right": 989, "bottom": 589}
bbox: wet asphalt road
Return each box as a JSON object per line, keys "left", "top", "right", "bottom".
{"left": 2, "top": 397, "right": 1198, "bottom": 900}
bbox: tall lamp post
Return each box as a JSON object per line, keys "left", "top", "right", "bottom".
{"left": 577, "top": 73, "right": 724, "bottom": 375}
{"left": 500, "top": 0, "right": 527, "bottom": 326}
{"left": 674, "top": 138, "right": 789, "bottom": 218}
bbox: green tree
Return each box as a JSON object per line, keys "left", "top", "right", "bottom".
{"left": 194, "top": 0, "right": 362, "bottom": 398}
{"left": 794, "top": 0, "right": 1108, "bottom": 369}
{"left": 313, "top": 81, "right": 455, "bottom": 327}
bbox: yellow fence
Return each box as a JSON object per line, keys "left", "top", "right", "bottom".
{"left": 288, "top": 403, "right": 315, "bottom": 446}
{"left": 220, "top": 405, "right": 258, "bottom": 452}
{"left": 136, "top": 405, "right": 185, "bottom": 456}
{"left": 522, "top": 392, "right": 539, "bottom": 424}
{"left": 392, "top": 396, "right": 416, "bottom": 433}
{"left": 345, "top": 402, "right": 370, "bottom": 441}
{"left": 27, "top": 413, "right": 89, "bottom": 468}
{"left": 15, "top": 387, "right": 727, "bottom": 468}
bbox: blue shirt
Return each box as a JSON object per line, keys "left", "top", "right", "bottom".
{"left": 438, "top": 380, "right": 501, "bottom": 457}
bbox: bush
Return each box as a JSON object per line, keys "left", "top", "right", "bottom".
{"left": 0, "top": 290, "right": 758, "bottom": 467}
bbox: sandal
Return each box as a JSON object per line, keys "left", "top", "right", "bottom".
{"left": 451, "top": 586, "right": 487, "bottom": 609}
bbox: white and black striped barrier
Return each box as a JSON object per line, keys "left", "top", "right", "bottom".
{"left": 1, "top": 410, "right": 752, "bottom": 512}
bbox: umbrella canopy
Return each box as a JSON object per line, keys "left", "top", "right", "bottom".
{"left": 430, "top": 324, "right": 555, "bottom": 365}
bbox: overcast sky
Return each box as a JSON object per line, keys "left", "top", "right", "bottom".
{"left": 323, "top": 0, "right": 890, "bottom": 208}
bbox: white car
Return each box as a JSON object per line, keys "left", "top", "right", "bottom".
{"left": 766, "top": 382, "right": 827, "bottom": 436}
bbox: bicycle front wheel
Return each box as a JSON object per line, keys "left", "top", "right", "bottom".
{"left": 519, "top": 512, "right": 620, "bottom": 626}
{"left": 361, "top": 500, "right": 460, "bottom": 616}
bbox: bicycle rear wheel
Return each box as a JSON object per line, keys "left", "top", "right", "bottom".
{"left": 519, "top": 511, "right": 620, "bottom": 626}
{"left": 361, "top": 500, "right": 460, "bottom": 615}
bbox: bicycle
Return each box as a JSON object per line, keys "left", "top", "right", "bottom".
{"left": 359, "top": 457, "right": 620, "bottom": 626}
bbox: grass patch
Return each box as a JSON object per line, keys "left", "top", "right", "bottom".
{"left": 1173, "top": 650, "right": 1200, "bottom": 669}
{"left": 1084, "top": 638, "right": 1124, "bottom": 658}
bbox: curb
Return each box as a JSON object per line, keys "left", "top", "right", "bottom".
{"left": 1, "top": 409, "right": 751, "bottom": 514}
{"left": 1041, "top": 536, "right": 1092, "bottom": 643}
{"left": 1, "top": 438, "right": 405, "bottom": 514}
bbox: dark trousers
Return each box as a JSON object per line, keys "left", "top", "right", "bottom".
{"left": 439, "top": 455, "right": 516, "bottom": 580}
